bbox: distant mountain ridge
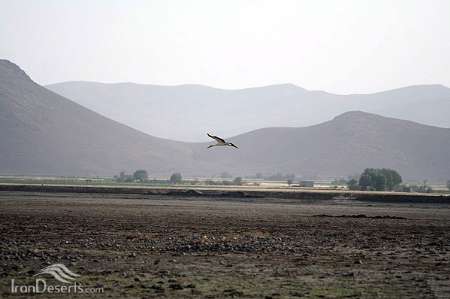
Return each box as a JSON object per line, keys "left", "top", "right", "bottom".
{"left": 47, "top": 81, "right": 450, "bottom": 141}
{"left": 2, "top": 59, "right": 450, "bottom": 181}
{"left": 213, "top": 111, "right": 450, "bottom": 181}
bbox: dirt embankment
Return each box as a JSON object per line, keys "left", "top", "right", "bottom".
{"left": 0, "top": 183, "right": 449, "bottom": 203}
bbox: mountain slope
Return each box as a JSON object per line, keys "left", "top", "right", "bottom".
{"left": 201, "top": 111, "right": 450, "bottom": 181}
{"left": 47, "top": 81, "right": 450, "bottom": 141}
{"left": 0, "top": 59, "right": 201, "bottom": 176}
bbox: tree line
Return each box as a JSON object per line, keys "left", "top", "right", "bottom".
{"left": 114, "top": 170, "right": 244, "bottom": 186}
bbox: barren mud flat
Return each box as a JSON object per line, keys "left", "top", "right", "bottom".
{"left": 1, "top": 191, "right": 450, "bottom": 298}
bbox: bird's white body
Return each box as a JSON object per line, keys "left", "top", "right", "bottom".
{"left": 208, "top": 142, "right": 233, "bottom": 148}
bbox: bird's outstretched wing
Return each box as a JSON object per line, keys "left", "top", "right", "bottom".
{"left": 207, "top": 133, "right": 225, "bottom": 144}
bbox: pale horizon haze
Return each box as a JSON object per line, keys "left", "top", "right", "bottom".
{"left": 1, "top": 0, "right": 450, "bottom": 94}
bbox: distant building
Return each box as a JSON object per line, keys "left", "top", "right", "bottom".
{"left": 298, "top": 180, "right": 314, "bottom": 187}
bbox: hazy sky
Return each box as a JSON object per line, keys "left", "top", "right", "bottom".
{"left": 1, "top": 0, "right": 449, "bottom": 93}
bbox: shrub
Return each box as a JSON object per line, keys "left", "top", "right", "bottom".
{"left": 233, "top": 177, "right": 243, "bottom": 185}
{"left": 347, "top": 178, "right": 359, "bottom": 190}
{"left": 133, "top": 170, "right": 148, "bottom": 182}
{"left": 169, "top": 173, "right": 182, "bottom": 184}
{"left": 116, "top": 171, "right": 134, "bottom": 182}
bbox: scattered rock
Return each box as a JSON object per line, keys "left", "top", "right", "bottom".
{"left": 169, "top": 283, "right": 183, "bottom": 290}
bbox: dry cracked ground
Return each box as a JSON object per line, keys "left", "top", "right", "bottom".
{"left": 0, "top": 191, "right": 449, "bottom": 298}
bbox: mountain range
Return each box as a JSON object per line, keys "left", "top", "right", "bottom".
{"left": 1, "top": 59, "right": 450, "bottom": 181}
{"left": 47, "top": 81, "right": 450, "bottom": 142}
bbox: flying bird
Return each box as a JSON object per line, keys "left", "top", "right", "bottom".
{"left": 207, "top": 133, "right": 238, "bottom": 149}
